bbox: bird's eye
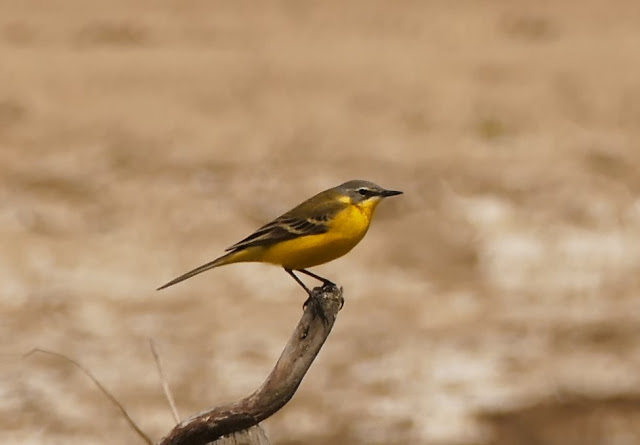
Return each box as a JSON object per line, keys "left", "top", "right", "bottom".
{"left": 357, "top": 188, "right": 370, "bottom": 197}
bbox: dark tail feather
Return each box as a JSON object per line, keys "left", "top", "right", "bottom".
{"left": 157, "top": 252, "right": 236, "bottom": 290}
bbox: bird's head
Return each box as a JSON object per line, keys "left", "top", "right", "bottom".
{"left": 336, "top": 179, "right": 403, "bottom": 214}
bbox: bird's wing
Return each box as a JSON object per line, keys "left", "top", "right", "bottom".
{"left": 225, "top": 197, "right": 346, "bottom": 252}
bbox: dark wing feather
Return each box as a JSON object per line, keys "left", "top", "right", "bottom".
{"left": 224, "top": 195, "right": 344, "bottom": 252}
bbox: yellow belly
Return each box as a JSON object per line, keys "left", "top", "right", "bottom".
{"left": 255, "top": 205, "right": 372, "bottom": 269}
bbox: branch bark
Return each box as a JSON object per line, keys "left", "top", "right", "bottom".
{"left": 157, "top": 284, "right": 344, "bottom": 445}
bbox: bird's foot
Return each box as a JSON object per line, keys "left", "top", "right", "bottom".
{"left": 320, "top": 282, "right": 344, "bottom": 309}
{"left": 302, "top": 283, "right": 344, "bottom": 322}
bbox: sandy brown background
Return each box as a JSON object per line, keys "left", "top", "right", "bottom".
{"left": 2, "top": 1, "right": 640, "bottom": 444}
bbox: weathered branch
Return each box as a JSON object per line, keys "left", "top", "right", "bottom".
{"left": 205, "top": 426, "right": 270, "bottom": 445}
{"left": 157, "top": 284, "right": 344, "bottom": 445}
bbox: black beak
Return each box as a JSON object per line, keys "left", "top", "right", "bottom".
{"left": 381, "top": 189, "right": 403, "bottom": 197}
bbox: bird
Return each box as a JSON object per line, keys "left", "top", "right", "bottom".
{"left": 157, "top": 179, "right": 403, "bottom": 295}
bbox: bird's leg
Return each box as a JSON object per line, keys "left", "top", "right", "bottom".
{"left": 297, "top": 269, "right": 336, "bottom": 287}
{"left": 285, "top": 268, "right": 331, "bottom": 322}
{"left": 297, "top": 269, "right": 343, "bottom": 310}
{"left": 285, "top": 268, "right": 312, "bottom": 295}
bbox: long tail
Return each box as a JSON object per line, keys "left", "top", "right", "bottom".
{"left": 157, "top": 251, "right": 241, "bottom": 290}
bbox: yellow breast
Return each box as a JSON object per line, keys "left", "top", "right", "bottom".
{"left": 259, "top": 203, "right": 375, "bottom": 270}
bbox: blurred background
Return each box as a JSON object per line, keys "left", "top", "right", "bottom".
{"left": 2, "top": 1, "right": 640, "bottom": 444}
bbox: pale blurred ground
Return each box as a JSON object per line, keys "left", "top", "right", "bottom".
{"left": 1, "top": 1, "right": 640, "bottom": 444}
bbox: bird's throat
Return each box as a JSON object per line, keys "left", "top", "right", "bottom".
{"left": 353, "top": 198, "right": 381, "bottom": 221}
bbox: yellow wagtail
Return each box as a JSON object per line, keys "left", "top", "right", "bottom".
{"left": 158, "top": 180, "right": 402, "bottom": 295}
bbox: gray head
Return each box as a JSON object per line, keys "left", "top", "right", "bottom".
{"left": 335, "top": 179, "right": 403, "bottom": 204}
